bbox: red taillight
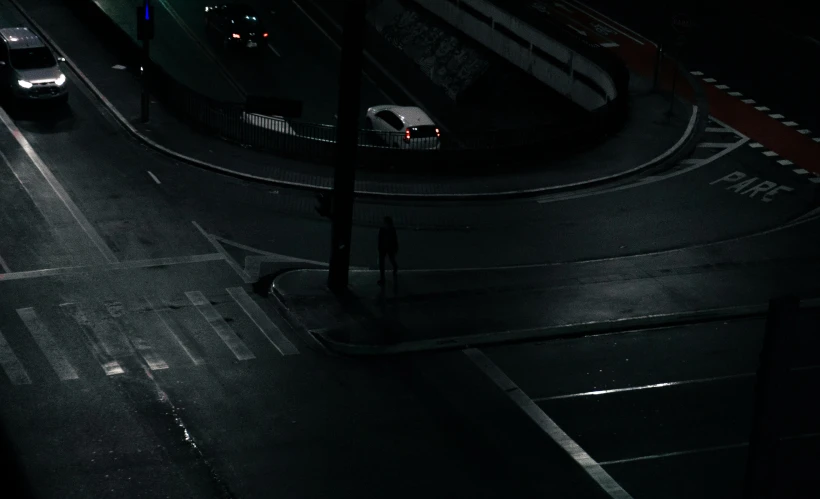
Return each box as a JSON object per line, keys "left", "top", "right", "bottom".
{"left": 435, "top": 127, "right": 440, "bottom": 137}
{"left": 231, "top": 33, "right": 241, "bottom": 39}
{"left": 404, "top": 128, "right": 411, "bottom": 141}
{"left": 263, "top": 32, "right": 269, "bottom": 38}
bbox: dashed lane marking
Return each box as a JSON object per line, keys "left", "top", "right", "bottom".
{"left": 763, "top": 150, "right": 778, "bottom": 157}
{"left": 227, "top": 287, "right": 299, "bottom": 356}
{"left": 727, "top": 91, "right": 742, "bottom": 96}
{"left": 778, "top": 159, "right": 794, "bottom": 166}
{"left": 798, "top": 129, "right": 811, "bottom": 134}
{"left": 714, "top": 84, "right": 729, "bottom": 89}
{"left": 769, "top": 113, "right": 785, "bottom": 119}
{"left": 703, "top": 77, "right": 717, "bottom": 83}
{"left": 755, "top": 106, "right": 770, "bottom": 111}
{"left": 147, "top": 171, "right": 161, "bottom": 184}
{"left": 535, "top": 373, "right": 752, "bottom": 401}
{"left": 749, "top": 142, "right": 764, "bottom": 148}
{"left": 782, "top": 121, "right": 798, "bottom": 127}
{"left": 186, "top": 291, "right": 256, "bottom": 361}
{"left": 741, "top": 98, "right": 756, "bottom": 104}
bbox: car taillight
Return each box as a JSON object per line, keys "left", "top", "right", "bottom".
{"left": 404, "top": 128, "right": 411, "bottom": 141}
{"left": 435, "top": 128, "right": 440, "bottom": 137}
{"left": 232, "top": 33, "right": 241, "bottom": 38}
{"left": 263, "top": 32, "right": 269, "bottom": 38}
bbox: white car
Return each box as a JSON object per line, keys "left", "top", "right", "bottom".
{"left": 365, "top": 105, "right": 440, "bottom": 150}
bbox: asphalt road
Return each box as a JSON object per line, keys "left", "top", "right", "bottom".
{"left": 1, "top": 1, "right": 819, "bottom": 498}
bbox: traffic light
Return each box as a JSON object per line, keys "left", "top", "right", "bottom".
{"left": 315, "top": 192, "right": 332, "bottom": 218}
{"left": 136, "top": 3, "right": 155, "bottom": 41}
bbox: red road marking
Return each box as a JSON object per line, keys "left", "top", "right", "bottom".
{"left": 545, "top": 1, "right": 820, "bottom": 174}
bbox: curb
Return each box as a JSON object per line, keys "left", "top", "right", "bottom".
{"left": 10, "top": 0, "right": 706, "bottom": 201}
{"left": 312, "top": 297, "right": 820, "bottom": 356}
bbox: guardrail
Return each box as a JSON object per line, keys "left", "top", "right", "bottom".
{"left": 69, "top": 0, "right": 610, "bottom": 173}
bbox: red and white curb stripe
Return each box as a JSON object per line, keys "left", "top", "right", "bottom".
{"left": 689, "top": 70, "right": 820, "bottom": 184}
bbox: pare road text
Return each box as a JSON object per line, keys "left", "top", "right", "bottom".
{"left": 709, "top": 171, "right": 794, "bottom": 202}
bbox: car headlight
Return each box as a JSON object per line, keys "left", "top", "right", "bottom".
{"left": 55, "top": 74, "right": 66, "bottom": 86}
{"left": 17, "top": 80, "right": 33, "bottom": 89}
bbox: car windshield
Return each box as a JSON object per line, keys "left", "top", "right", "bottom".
{"left": 9, "top": 47, "right": 55, "bottom": 70}
{"left": 409, "top": 125, "right": 438, "bottom": 138}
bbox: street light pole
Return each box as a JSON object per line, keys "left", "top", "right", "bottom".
{"left": 327, "top": 0, "right": 366, "bottom": 293}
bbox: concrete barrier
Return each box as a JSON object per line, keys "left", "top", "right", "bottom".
{"left": 410, "top": 0, "right": 617, "bottom": 111}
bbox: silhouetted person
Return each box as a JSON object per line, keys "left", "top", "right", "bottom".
{"left": 378, "top": 216, "right": 398, "bottom": 285}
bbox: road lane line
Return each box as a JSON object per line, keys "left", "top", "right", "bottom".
{"left": 763, "top": 150, "right": 778, "bottom": 157}
{"left": 777, "top": 159, "right": 794, "bottom": 166}
{"left": 147, "top": 171, "right": 161, "bottom": 184}
{"left": 728, "top": 91, "right": 743, "bottom": 96}
{"left": 797, "top": 129, "right": 811, "bottom": 134}
{"left": 703, "top": 78, "right": 717, "bottom": 83}
{"left": 0, "top": 253, "right": 10, "bottom": 273}
{"left": 104, "top": 300, "right": 168, "bottom": 371}
{"left": 0, "top": 253, "right": 224, "bottom": 282}
{"left": 749, "top": 142, "right": 764, "bottom": 148}
{"left": 599, "top": 443, "right": 748, "bottom": 466}
{"left": 705, "top": 127, "right": 735, "bottom": 133}
{"left": 782, "top": 121, "right": 798, "bottom": 127}
{"left": 185, "top": 291, "right": 255, "bottom": 361}
{"left": 535, "top": 373, "right": 753, "bottom": 401}
{"left": 0, "top": 110, "right": 118, "bottom": 264}
{"left": 267, "top": 44, "right": 281, "bottom": 57}
{"left": 192, "top": 221, "right": 252, "bottom": 283}
{"left": 697, "top": 142, "right": 733, "bottom": 148}
{"left": 690, "top": 71, "right": 703, "bottom": 76}
{"left": 0, "top": 329, "right": 32, "bottom": 385}
{"left": 714, "top": 84, "right": 729, "bottom": 89}
{"left": 563, "top": 0, "right": 646, "bottom": 46}
{"left": 769, "top": 113, "right": 785, "bottom": 119}
{"left": 755, "top": 106, "right": 770, "bottom": 111}
{"left": 741, "top": 99, "right": 756, "bottom": 104}
{"left": 227, "top": 287, "right": 299, "bottom": 355}
{"left": 465, "top": 348, "right": 633, "bottom": 499}
{"left": 145, "top": 295, "right": 204, "bottom": 366}
{"left": 17, "top": 307, "right": 79, "bottom": 381}
{"left": 60, "top": 303, "right": 125, "bottom": 376}
{"left": 599, "top": 42, "right": 619, "bottom": 48}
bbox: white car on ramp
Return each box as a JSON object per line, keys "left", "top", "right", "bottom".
{"left": 365, "top": 105, "right": 440, "bottom": 150}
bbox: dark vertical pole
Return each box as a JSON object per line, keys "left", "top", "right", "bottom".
{"left": 327, "top": 0, "right": 366, "bottom": 293}
{"left": 141, "top": 37, "right": 150, "bottom": 123}
{"left": 743, "top": 295, "right": 799, "bottom": 499}
{"left": 652, "top": 43, "right": 663, "bottom": 91}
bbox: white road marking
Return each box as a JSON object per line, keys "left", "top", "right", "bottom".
{"left": 797, "top": 129, "right": 811, "bottom": 134}
{"left": 741, "top": 98, "right": 756, "bottom": 104}
{"left": 0, "top": 329, "right": 32, "bottom": 385}
{"left": 727, "top": 91, "right": 742, "bottom": 96}
{"left": 564, "top": 0, "right": 646, "bottom": 46}
{"left": 267, "top": 44, "right": 281, "bottom": 57}
{"left": 192, "top": 221, "right": 253, "bottom": 283}
{"left": 147, "top": 171, "right": 161, "bottom": 184}
{"left": 782, "top": 121, "right": 798, "bottom": 126}
{"left": 111, "top": 64, "right": 127, "bottom": 70}
{"left": 705, "top": 127, "right": 735, "bottom": 133}
{"left": 810, "top": 177, "right": 820, "bottom": 183}
{"left": 535, "top": 373, "right": 752, "bottom": 401}
{"left": 690, "top": 71, "right": 703, "bottom": 76}
{"left": 61, "top": 303, "right": 125, "bottom": 376}
{"left": 0, "top": 253, "right": 224, "bottom": 282}
{"left": 755, "top": 106, "right": 770, "bottom": 111}
{"left": 599, "top": 42, "right": 619, "bottom": 48}
{"left": 104, "top": 300, "right": 168, "bottom": 371}
{"left": 679, "top": 158, "right": 701, "bottom": 165}
{"left": 777, "top": 159, "right": 794, "bottom": 166}
{"left": 814, "top": 137, "right": 820, "bottom": 142}
{"left": 17, "top": 307, "right": 79, "bottom": 381}
{"left": 465, "top": 348, "right": 633, "bottom": 498}
{"left": 0, "top": 253, "right": 10, "bottom": 273}
{"left": 748, "top": 142, "right": 763, "bottom": 148}
{"left": 714, "top": 84, "right": 729, "bottom": 89}
{"left": 567, "top": 24, "right": 587, "bottom": 36}
{"left": 185, "top": 291, "right": 256, "bottom": 361}
{"left": 769, "top": 113, "right": 785, "bottom": 119}
{"left": 697, "top": 142, "right": 733, "bottom": 148}
{"left": 703, "top": 77, "right": 716, "bottom": 83}
{"left": 145, "top": 295, "right": 204, "bottom": 366}
{"left": 793, "top": 169, "right": 809, "bottom": 175}
{"left": 599, "top": 443, "right": 748, "bottom": 466}
{"left": 0, "top": 110, "right": 118, "bottom": 264}
{"left": 763, "top": 150, "right": 778, "bottom": 157}
{"left": 227, "top": 287, "right": 299, "bottom": 355}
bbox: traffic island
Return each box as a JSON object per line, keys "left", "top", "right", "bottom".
{"left": 272, "top": 263, "right": 820, "bottom": 356}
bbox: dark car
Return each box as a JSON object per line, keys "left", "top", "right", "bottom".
{"left": 204, "top": 4, "right": 268, "bottom": 50}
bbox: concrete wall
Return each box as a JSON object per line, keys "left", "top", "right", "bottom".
{"left": 410, "top": 0, "right": 617, "bottom": 111}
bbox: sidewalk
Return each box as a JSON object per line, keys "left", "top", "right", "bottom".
{"left": 272, "top": 226, "right": 820, "bottom": 355}
{"left": 17, "top": 0, "right": 705, "bottom": 199}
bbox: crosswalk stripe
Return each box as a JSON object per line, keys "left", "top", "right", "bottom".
{"left": 60, "top": 303, "right": 125, "bottom": 376}
{"left": 0, "top": 329, "right": 32, "bottom": 385}
{"left": 104, "top": 300, "right": 168, "bottom": 371}
{"left": 17, "top": 307, "right": 79, "bottom": 381}
{"left": 185, "top": 291, "right": 256, "bottom": 361}
{"left": 227, "top": 287, "right": 299, "bottom": 356}
{"left": 144, "top": 296, "right": 205, "bottom": 366}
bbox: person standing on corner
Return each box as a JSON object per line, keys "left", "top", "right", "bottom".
{"left": 378, "top": 216, "right": 398, "bottom": 285}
